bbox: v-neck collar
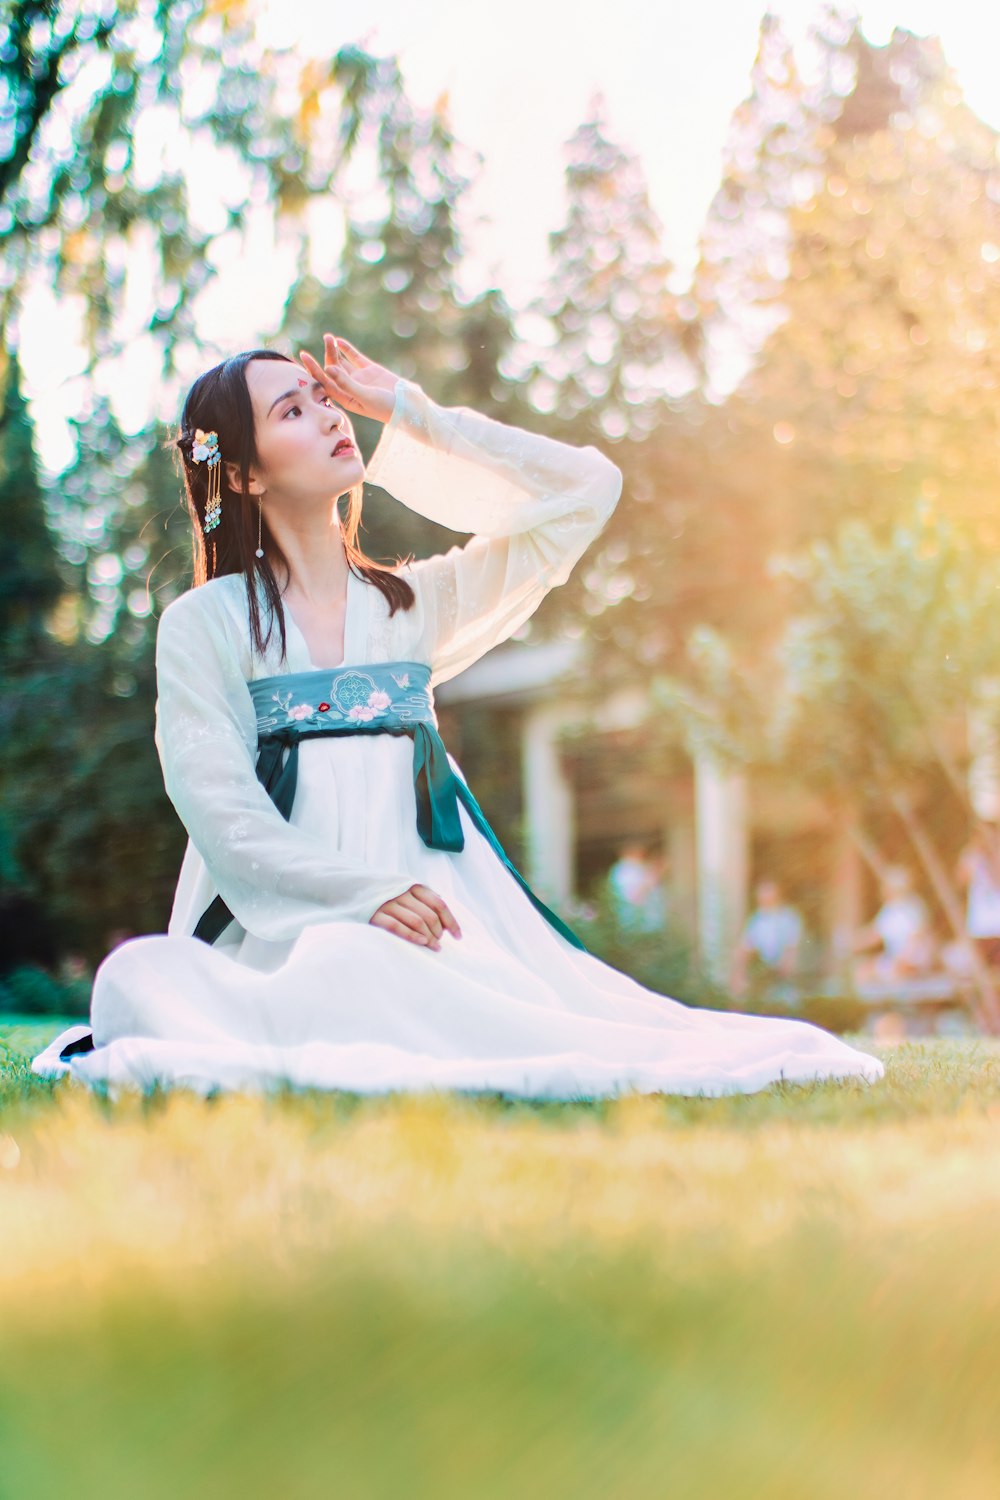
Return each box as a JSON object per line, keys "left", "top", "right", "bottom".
{"left": 283, "top": 566, "right": 356, "bottom": 671}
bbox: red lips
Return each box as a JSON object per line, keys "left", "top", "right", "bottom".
{"left": 332, "top": 440, "right": 354, "bottom": 457}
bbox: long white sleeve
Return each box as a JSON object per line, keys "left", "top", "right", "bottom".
{"left": 154, "top": 591, "right": 414, "bottom": 941}
{"left": 364, "top": 379, "right": 623, "bottom": 685}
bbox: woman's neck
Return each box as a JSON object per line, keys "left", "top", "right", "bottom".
{"left": 267, "top": 502, "right": 350, "bottom": 608}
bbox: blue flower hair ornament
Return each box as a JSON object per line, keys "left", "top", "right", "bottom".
{"left": 191, "top": 428, "right": 223, "bottom": 532}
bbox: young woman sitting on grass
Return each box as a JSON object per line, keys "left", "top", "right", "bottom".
{"left": 34, "top": 335, "right": 884, "bottom": 1098}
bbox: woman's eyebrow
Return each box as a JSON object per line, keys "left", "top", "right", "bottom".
{"left": 267, "top": 379, "right": 323, "bottom": 417}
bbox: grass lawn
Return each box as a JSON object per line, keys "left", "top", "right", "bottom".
{"left": 1, "top": 1016, "right": 999, "bottom": 1499}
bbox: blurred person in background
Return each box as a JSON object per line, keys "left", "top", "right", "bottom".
{"left": 955, "top": 824, "right": 1000, "bottom": 968}
{"left": 852, "top": 865, "right": 937, "bottom": 986}
{"left": 731, "top": 878, "right": 803, "bottom": 1006}
{"left": 607, "top": 840, "right": 668, "bottom": 934}
{"left": 941, "top": 824, "right": 1000, "bottom": 981}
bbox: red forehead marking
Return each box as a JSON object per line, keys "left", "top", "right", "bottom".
{"left": 297, "top": 379, "right": 308, "bottom": 387}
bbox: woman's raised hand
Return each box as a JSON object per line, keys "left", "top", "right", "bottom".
{"left": 298, "top": 334, "right": 400, "bottom": 425}
{"left": 369, "top": 883, "right": 463, "bottom": 952}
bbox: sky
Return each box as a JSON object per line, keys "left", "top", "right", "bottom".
{"left": 20, "top": 0, "right": 1000, "bottom": 472}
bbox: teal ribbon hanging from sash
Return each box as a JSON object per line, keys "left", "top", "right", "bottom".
{"left": 193, "top": 661, "right": 587, "bottom": 953}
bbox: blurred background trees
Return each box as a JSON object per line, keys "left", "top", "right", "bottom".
{"left": 3, "top": 2, "right": 1000, "bottom": 1018}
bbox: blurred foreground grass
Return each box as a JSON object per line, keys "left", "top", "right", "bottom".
{"left": 1, "top": 1019, "right": 999, "bottom": 1499}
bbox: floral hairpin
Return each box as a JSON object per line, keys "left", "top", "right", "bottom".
{"left": 192, "top": 428, "right": 222, "bottom": 532}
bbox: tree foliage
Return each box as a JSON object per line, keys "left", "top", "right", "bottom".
{"left": 0, "top": 355, "right": 63, "bottom": 645}
{"left": 775, "top": 505, "right": 1000, "bottom": 794}
{"left": 596, "top": 15, "right": 1000, "bottom": 747}
{"left": 280, "top": 77, "right": 524, "bottom": 567}
{"left": 0, "top": 0, "right": 384, "bottom": 380}
{"left": 698, "top": 14, "right": 1000, "bottom": 551}
{"left": 527, "top": 93, "right": 700, "bottom": 442}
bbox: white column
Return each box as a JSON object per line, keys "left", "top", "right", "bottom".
{"left": 694, "top": 750, "right": 749, "bottom": 983}
{"left": 826, "top": 816, "right": 864, "bottom": 978}
{"left": 521, "top": 703, "right": 574, "bottom": 905}
{"left": 667, "top": 812, "right": 698, "bottom": 937}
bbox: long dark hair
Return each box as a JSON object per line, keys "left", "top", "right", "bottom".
{"left": 172, "top": 349, "right": 415, "bottom": 660}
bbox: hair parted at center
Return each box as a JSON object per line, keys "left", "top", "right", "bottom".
{"left": 171, "top": 348, "right": 415, "bottom": 660}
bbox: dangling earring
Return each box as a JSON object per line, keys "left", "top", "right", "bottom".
{"left": 255, "top": 493, "right": 265, "bottom": 559}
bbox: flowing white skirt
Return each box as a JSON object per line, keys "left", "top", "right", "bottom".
{"left": 34, "top": 735, "right": 884, "bottom": 1098}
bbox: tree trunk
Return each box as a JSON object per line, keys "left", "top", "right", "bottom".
{"left": 889, "top": 788, "right": 1000, "bottom": 1034}
{"left": 924, "top": 719, "right": 976, "bottom": 817}
{"left": 847, "top": 819, "right": 891, "bottom": 882}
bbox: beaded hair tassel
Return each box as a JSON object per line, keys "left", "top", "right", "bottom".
{"left": 192, "top": 428, "right": 222, "bottom": 528}
{"left": 191, "top": 428, "right": 222, "bottom": 571}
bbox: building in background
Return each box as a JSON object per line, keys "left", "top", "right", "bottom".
{"left": 437, "top": 641, "right": 866, "bottom": 983}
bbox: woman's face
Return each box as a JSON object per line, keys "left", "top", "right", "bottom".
{"left": 239, "top": 358, "right": 365, "bottom": 501}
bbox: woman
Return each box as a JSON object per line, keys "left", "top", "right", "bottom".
{"left": 34, "top": 336, "right": 884, "bottom": 1097}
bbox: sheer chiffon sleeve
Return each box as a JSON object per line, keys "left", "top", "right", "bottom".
{"left": 154, "top": 591, "right": 414, "bottom": 942}
{"left": 363, "top": 378, "right": 623, "bottom": 686}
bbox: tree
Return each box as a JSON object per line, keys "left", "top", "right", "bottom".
{"left": 749, "top": 30, "right": 1000, "bottom": 540}
{"left": 0, "top": 355, "right": 181, "bottom": 960}
{"left": 694, "top": 9, "right": 831, "bottom": 390}
{"left": 697, "top": 13, "right": 1000, "bottom": 551}
{"left": 515, "top": 95, "right": 721, "bottom": 696}
{"left": 280, "top": 74, "right": 524, "bottom": 566}
{"left": 0, "top": 354, "right": 64, "bottom": 648}
{"left": 0, "top": 3, "right": 387, "bottom": 388}
{"left": 527, "top": 93, "right": 700, "bottom": 443}
{"left": 779, "top": 504, "right": 1000, "bottom": 1028}
{"left": 657, "top": 503, "right": 1000, "bottom": 1031}
{"left": 0, "top": 352, "right": 66, "bottom": 948}
{"left": 609, "top": 13, "right": 1000, "bottom": 790}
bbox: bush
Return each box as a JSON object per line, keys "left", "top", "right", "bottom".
{"left": 575, "top": 893, "right": 731, "bottom": 1010}
{"left": 0, "top": 963, "right": 90, "bottom": 1019}
{"left": 571, "top": 883, "right": 883, "bottom": 1033}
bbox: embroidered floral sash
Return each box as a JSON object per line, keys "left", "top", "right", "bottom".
{"left": 193, "top": 661, "right": 586, "bottom": 953}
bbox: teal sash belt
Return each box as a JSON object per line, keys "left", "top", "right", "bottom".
{"left": 193, "top": 661, "right": 586, "bottom": 952}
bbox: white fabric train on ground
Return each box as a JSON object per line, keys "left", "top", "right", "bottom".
{"left": 34, "top": 377, "right": 884, "bottom": 1098}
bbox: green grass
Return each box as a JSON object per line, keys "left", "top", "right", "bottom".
{"left": 1, "top": 1018, "right": 999, "bottom": 1498}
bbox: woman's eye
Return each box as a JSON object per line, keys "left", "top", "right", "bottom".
{"left": 283, "top": 405, "right": 301, "bottom": 418}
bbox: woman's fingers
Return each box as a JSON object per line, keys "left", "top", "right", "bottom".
{"left": 300, "top": 347, "right": 342, "bottom": 386}
{"left": 299, "top": 348, "right": 360, "bottom": 409}
{"left": 299, "top": 346, "right": 394, "bottom": 424}
{"left": 369, "top": 885, "right": 463, "bottom": 951}
{"left": 371, "top": 899, "right": 437, "bottom": 947}
{"left": 397, "top": 892, "right": 444, "bottom": 940}
{"left": 326, "top": 333, "right": 366, "bottom": 367}
{"left": 376, "top": 896, "right": 441, "bottom": 949}
{"left": 370, "top": 912, "right": 432, "bottom": 948}
{"left": 409, "top": 885, "right": 463, "bottom": 940}
{"left": 298, "top": 348, "right": 336, "bottom": 391}
{"left": 383, "top": 898, "right": 441, "bottom": 948}
{"left": 394, "top": 894, "right": 444, "bottom": 947}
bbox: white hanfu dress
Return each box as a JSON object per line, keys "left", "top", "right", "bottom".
{"left": 34, "top": 378, "right": 884, "bottom": 1098}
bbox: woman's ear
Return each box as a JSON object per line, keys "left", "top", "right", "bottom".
{"left": 224, "top": 461, "right": 264, "bottom": 496}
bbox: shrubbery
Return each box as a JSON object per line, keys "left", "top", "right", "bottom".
{"left": 575, "top": 890, "right": 731, "bottom": 1011}
{"left": 0, "top": 964, "right": 90, "bottom": 1019}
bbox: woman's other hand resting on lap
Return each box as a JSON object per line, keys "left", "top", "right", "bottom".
{"left": 370, "top": 884, "right": 462, "bottom": 952}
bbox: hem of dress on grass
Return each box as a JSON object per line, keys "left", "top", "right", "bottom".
{"left": 31, "top": 1023, "right": 885, "bottom": 1101}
